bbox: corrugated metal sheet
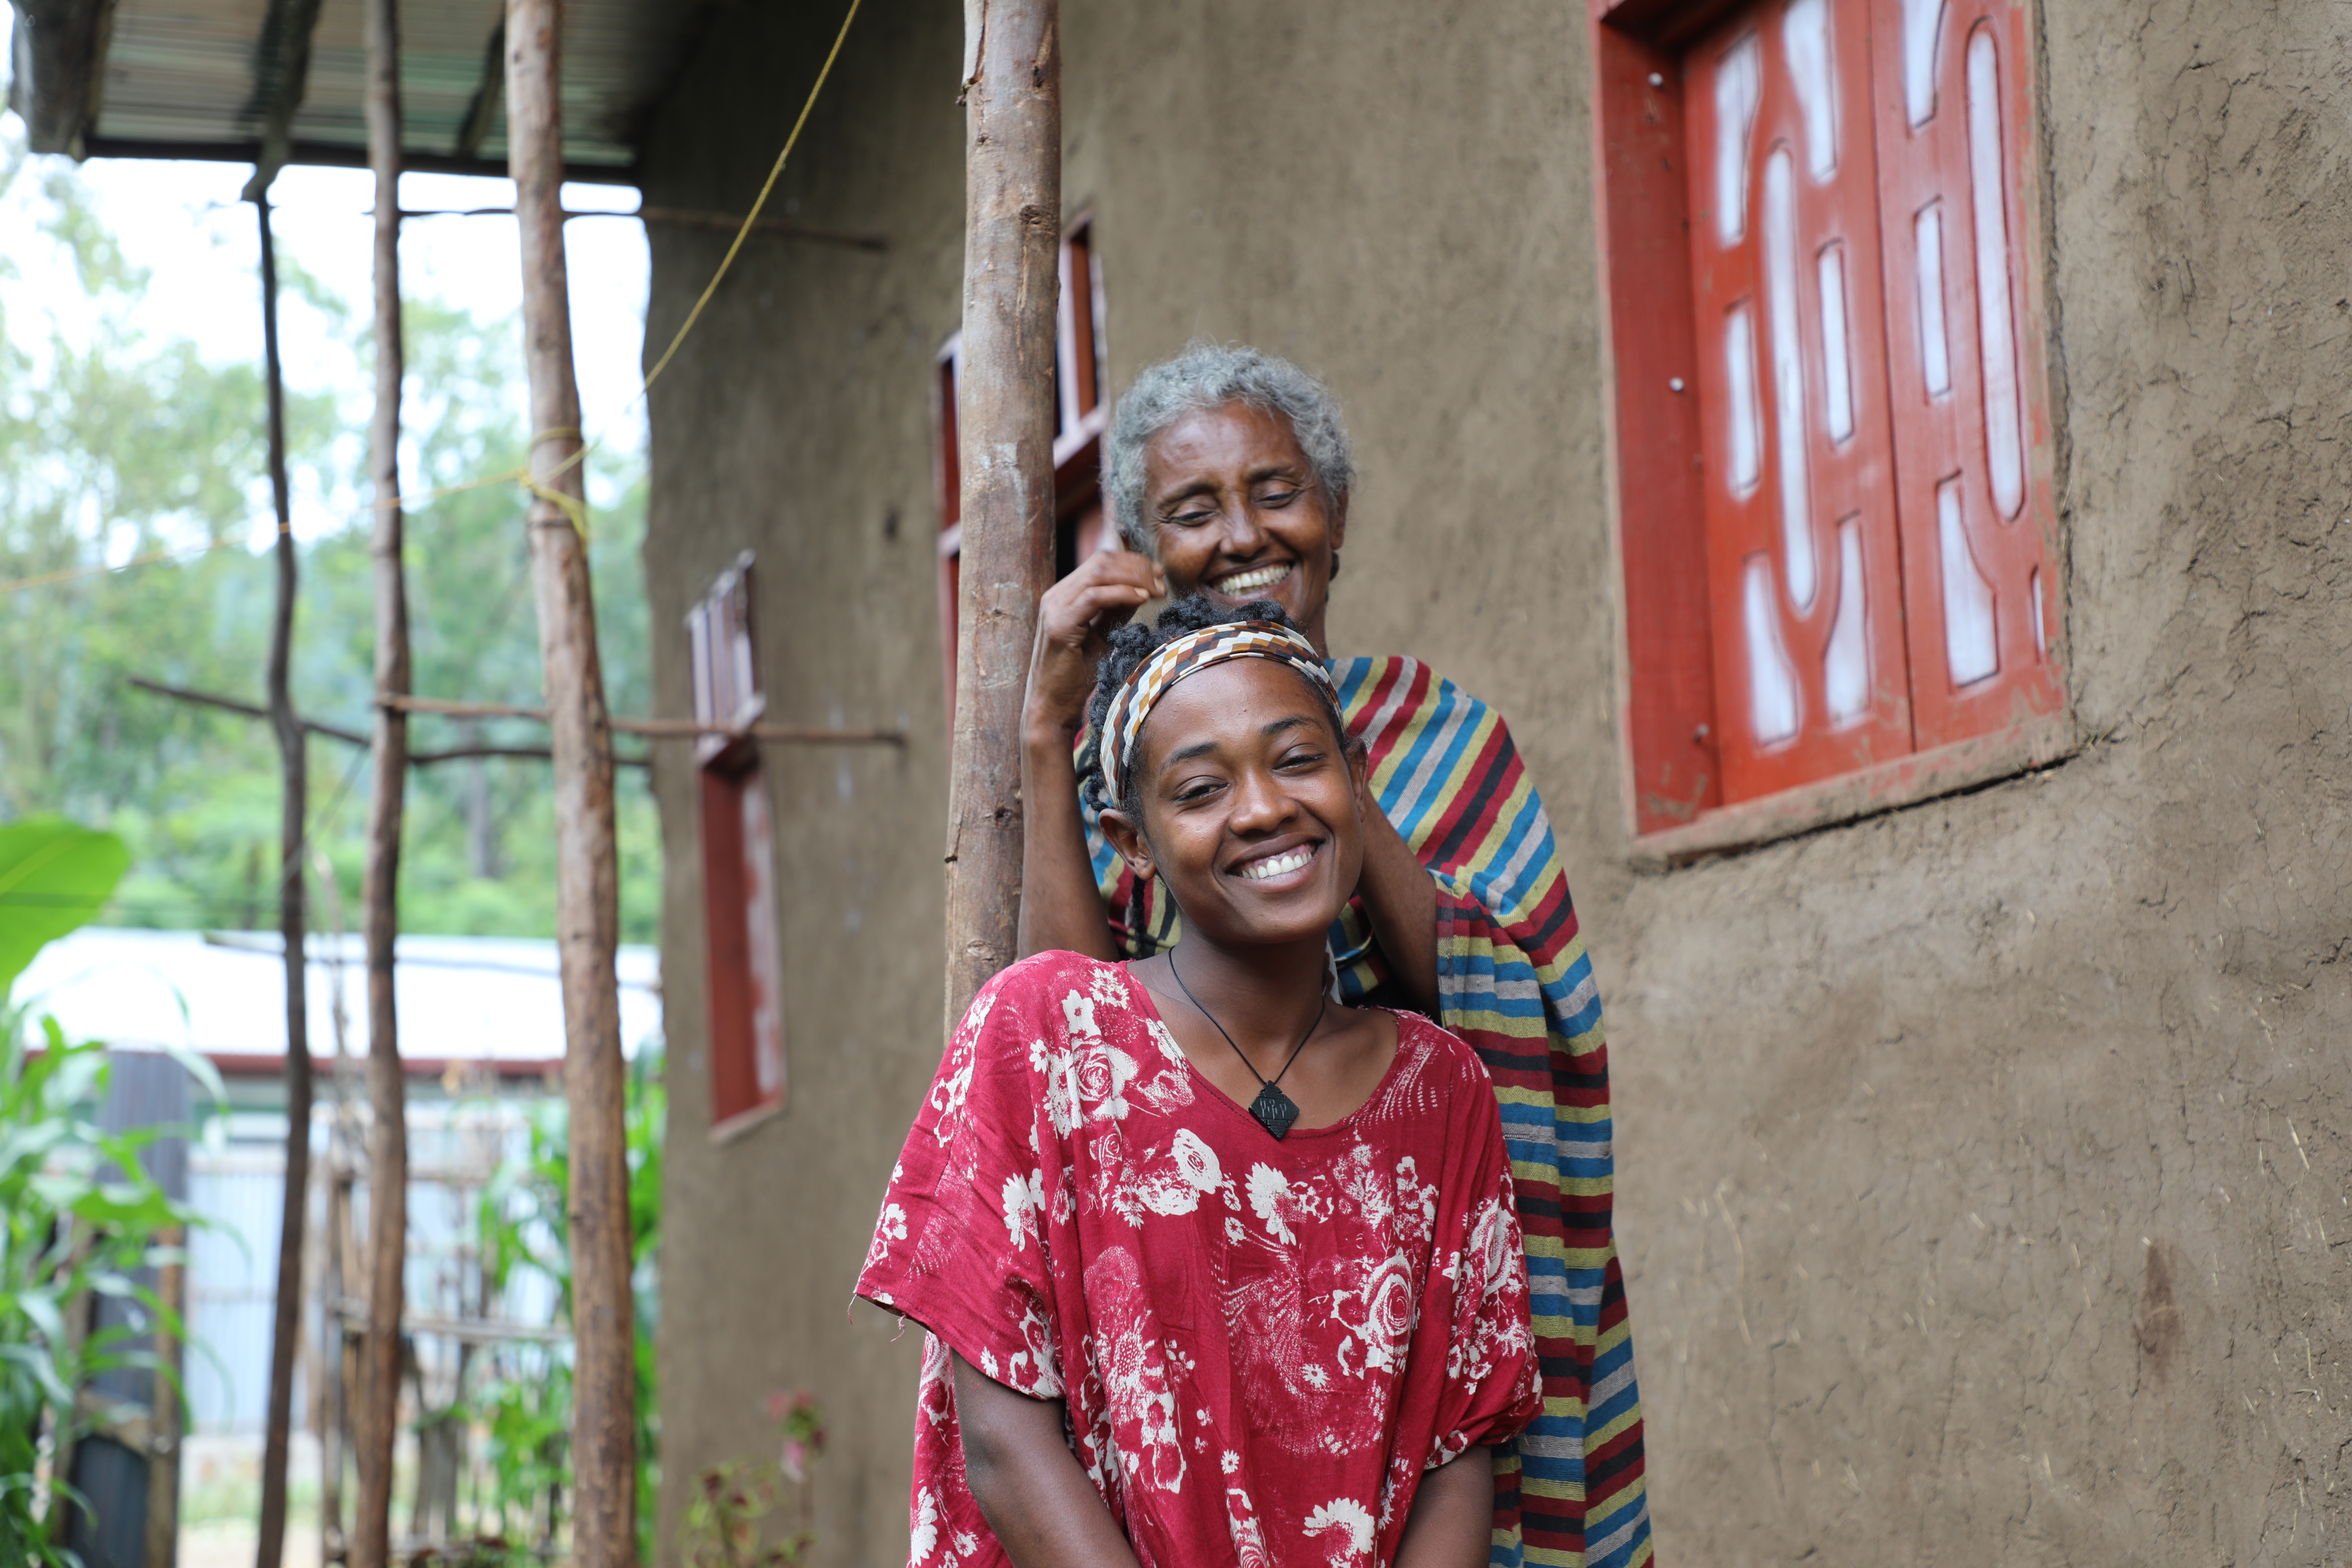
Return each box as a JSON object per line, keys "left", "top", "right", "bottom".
{"left": 82, "top": 0, "right": 708, "bottom": 171}
{"left": 18, "top": 927, "right": 666, "bottom": 1065}
{"left": 183, "top": 1104, "right": 560, "bottom": 1436}
{"left": 187, "top": 1153, "right": 286, "bottom": 1434}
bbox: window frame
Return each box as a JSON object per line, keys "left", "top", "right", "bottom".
{"left": 1589, "top": 0, "right": 2072, "bottom": 865}
{"left": 934, "top": 214, "right": 1111, "bottom": 730}
{"left": 686, "top": 551, "right": 787, "bottom": 1139}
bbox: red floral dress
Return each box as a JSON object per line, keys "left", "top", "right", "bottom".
{"left": 855, "top": 951, "right": 1541, "bottom": 1568}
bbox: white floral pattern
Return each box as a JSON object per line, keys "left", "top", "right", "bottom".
{"left": 1303, "top": 1498, "right": 1377, "bottom": 1567}
{"left": 858, "top": 953, "right": 1539, "bottom": 1568}
{"left": 866, "top": 1202, "right": 908, "bottom": 1268}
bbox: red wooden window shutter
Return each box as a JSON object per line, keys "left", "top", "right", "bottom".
{"left": 688, "top": 553, "right": 786, "bottom": 1132}
{"left": 1867, "top": 0, "right": 2062, "bottom": 748}
{"left": 1685, "top": 0, "right": 1914, "bottom": 799}
{"left": 1596, "top": 0, "right": 2062, "bottom": 835}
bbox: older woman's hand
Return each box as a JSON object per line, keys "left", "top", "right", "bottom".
{"left": 1018, "top": 547, "right": 1165, "bottom": 962}
{"left": 1022, "top": 547, "right": 1166, "bottom": 745}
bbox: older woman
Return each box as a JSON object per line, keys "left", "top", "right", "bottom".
{"left": 1016, "top": 345, "right": 1651, "bottom": 1568}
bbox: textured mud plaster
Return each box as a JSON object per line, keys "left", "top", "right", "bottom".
{"left": 639, "top": 2, "right": 1613, "bottom": 1563}
{"left": 1606, "top": 1, "right": 2352, "bottom": 1563}
{"left": 637, "top": 0, "right": 2352, "bottom": 1563}
{"left": 634, "top": 2, "right": 965, "bottom": 1563}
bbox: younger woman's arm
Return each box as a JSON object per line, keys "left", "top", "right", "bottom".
{"left": 1393, "top": 1449, "right": 1495, "bottom": 1568}
{"left": 953, "top": 1353, "right": 1141, "bottom": 1568}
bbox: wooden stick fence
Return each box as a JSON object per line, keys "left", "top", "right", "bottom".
{"left": 349, "top": 0, "right": 413, "bottom": 1557}
{"left": 253, "top": 191, "right": 314, "bottom": 1568}
{"left": 125, "top": 677, "right": 660, "bottom": 767}
{"left": 506, "top": 3, "right": 638, "bottom": 1562}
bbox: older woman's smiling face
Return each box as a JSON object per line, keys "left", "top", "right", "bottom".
{"left": 1143, "top": 401, "right": 1345, "bottom": 652}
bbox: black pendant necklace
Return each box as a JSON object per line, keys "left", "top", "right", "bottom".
{"left": 1168, "top": 953, "right": 1325, "bottom": 1141}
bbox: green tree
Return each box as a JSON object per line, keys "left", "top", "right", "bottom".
{"left": 0, "top": 127, "right": 661, "bottom": 943}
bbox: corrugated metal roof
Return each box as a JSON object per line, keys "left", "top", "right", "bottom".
{"left": 14, "top": 0, "right": 708, "bottom": 177}
{"left": 17, "top": 927, "right": 666, "bottom": 1062}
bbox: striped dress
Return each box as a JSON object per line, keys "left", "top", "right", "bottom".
{"left": 1083, "top": 656, "right": 1653, "bottom": 1568}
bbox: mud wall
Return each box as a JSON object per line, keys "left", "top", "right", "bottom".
{"left": 638, "top": 0, "right": 2352, "bottom": 1563}
{"left": 1608, "top": 5, "right": 2352, "bottom": 1560}
{"left": 634, "top": 1, "right": 965, "bottom": 1560}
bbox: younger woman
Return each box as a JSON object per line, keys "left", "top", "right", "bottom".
{"left": 856, "top": 598, "right": 1540, "bottom": 1568}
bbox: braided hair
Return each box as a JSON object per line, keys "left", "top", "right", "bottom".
{"left": 1079, "top": 594, "right": 1356, "bottom": 954}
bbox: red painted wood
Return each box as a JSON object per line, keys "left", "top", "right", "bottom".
{"left": 937, "top": 217, "right": 1108, "bottom": 731}
{"left": 1683, "top": 0, "right": 1912, "bottom": 803}
{"left": 1592, "top": 21, "right": 1724, "bottom": 833}
{"left": 1867, "top": 0, "right": 2062, "bottom": 746}
{"left": 1597, "top": 0, "right": 2063, "bottom": 837}
{"left": 699, "top": 765, "right": 767, "bottom": 1124}
{"left": 697, "top": 751, "right": 784, "bottom": 1129}
{"left": 688, "top": 559, "right": 785, "bottom": 1127}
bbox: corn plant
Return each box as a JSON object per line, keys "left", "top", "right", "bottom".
{"left": 0, "top": 817, "right": 208, "bottom": 1567}
{"left": 464, "top": 1049, "right": 664, "bottom": 1561}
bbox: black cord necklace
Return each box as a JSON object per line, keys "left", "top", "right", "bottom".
{"left": 1167, "top": 952, "right": 1325, "bottom": 1141}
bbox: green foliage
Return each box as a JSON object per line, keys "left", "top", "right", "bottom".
{"left": 0, "top": 817, "right": 132, "bottom": 995}
{"left": 466, "top": 1051, "right": 664, "bottom": 1561}
{"left": 0, "top": 821, "right": 206, "bottom": 1568}
{"left": 678, "top": 1393, "right": 828, "bottom": 1568}
{"left": 0, "top": 122, "right": 660, "bottom": 944}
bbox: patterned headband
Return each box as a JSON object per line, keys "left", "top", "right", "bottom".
{"left": 1099, "top": 620, "right": 1337, "bottom": 803}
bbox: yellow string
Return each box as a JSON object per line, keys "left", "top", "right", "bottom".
{"left": 0, "top": 539, "right": 234, "bottom": 597}
{"left": 0, "top": 0, "right": 866, "bottom": 592}
{"left": 638, "top": 0, "right": 865, "bottom": 396}
{"left": 417, "top": 0, "right": 865, "bottom": 540}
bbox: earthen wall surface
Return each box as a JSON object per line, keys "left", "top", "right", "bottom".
{"left": 640, "top": 1, "right": 2352, "bottom": 1563}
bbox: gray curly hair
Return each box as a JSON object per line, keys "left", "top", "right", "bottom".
{"left": 1102, "top": 343, "right": 1355, "bottom": 559}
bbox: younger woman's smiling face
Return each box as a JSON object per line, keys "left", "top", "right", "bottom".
{"left": 1099, "top": 658, "right": 1365, "bottom": 953}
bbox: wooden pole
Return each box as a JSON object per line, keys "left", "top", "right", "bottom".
{"left": 142, "top": 1224, "right": 186, "bottom": 1568}
{"left": 944, "top": 0, "right": 1060, "bottom": 1032}
{"left": 308, "top": 860, "right": 356, "bottom": 1564}
{"left": 505, "top": 4, "right": 635, "bottom": 1564}
{"left": 254, "top": 194, "right": 314, "bottom": 1568}
{"left": 350, "top": 0, "right": 410, "bottom": 1560}
{"left": 317, "top": 1162, "right": 348, "bottom": 1564}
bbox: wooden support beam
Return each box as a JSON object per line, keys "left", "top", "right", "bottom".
{"left": 125, "top": 676, "right": 658, "bottom": 766}
{"left": 349, "top": 0, "right": 410, "bottom": 1559}
{"left": 394, "top": 203, "right": 888, "bottom": 252}
{"left": 238, "top": 0, "right": 328, "bottom": 200}
{"left": 944, "top": 0, "right": 1060, "bottom": 1032}
{"left": 7, "top": 0, "right": 116, "bottom": 155}
{"left": 453, "top": 20, "right": 505, "bottom": 160}
{"left": 637, "top": 205, "right": 887, "bottom": 251}
{"left": 253, "top": 194, "right": 314, "bottom": 1568}
{"left": 132, "top": 676, "right": 365, "bottom": 747}
{"left": 380, "top": 691, "right": 904, "bottom": 744}
{"left": 80, "top": 134, "right": 635, "bottom": 185}
{"left": 506, "top": 4, "right": 637, "bottom": 1565}
{"left": 331, "top": 1297, "right": 570, "bottom": 1346}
